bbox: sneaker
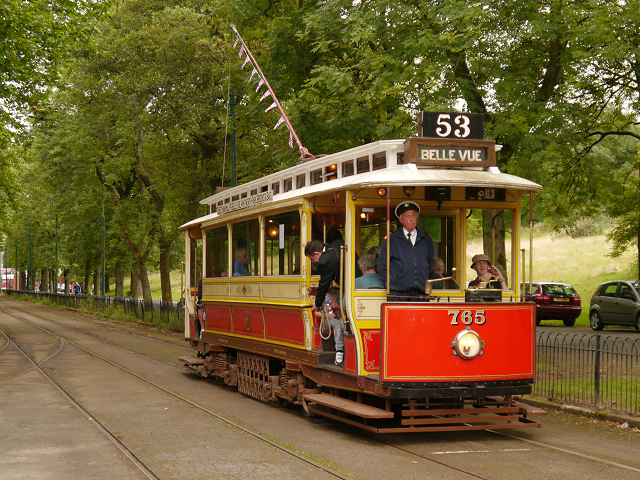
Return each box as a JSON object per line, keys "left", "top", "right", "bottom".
{"left": 335, "top": 351, "right": 344, "bottom": 365}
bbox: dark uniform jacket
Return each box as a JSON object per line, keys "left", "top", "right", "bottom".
{"left": 313, "top": 239, "right": 343, "bottom": 309}
{"left": 378, "top": 228, "right": 434, "bottom": 293}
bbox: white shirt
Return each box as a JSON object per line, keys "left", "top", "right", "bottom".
{"left": 403, "top": 227, "right": 416, "bottom": 245}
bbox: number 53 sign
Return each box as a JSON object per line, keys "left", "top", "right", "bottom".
{"left": 419, "top": 111, "right": 484, "bottom": 140}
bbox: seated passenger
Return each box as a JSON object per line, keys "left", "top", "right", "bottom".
{"left": 367, "top": 245, "right": 380, "bottom": 260}
{"left": 233, "top": 248, "right": 251, "bottom": 276}
{"left": 430, "top": 256, "right": 459, "bottom": 289}
{"left": 355, "top": 254, "right": 385, "bottom": 289}
{"left": 468, "top": 254, "right": 507, "bottom": 289}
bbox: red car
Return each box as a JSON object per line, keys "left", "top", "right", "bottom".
{"left": 522, "top": 282, "right": 582, "bottom": 326}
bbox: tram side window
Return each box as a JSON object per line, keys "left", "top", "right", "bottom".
{"left": 205, "top": 225, "right": 229, "bottom": 278}
{"left": 190, "top": 238, "right": 202, "bottom": 296}
{"left": 232, "top": 218, "right": 260, "bottom": 276}
{"left": 265, "top": 211, "right": 300, "bottom": 276}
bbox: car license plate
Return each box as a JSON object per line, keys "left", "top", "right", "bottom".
{"left": 554, "top": 298, "right": 570, "bottom": 303}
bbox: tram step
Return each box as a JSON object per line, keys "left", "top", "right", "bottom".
{"left": 179, "top": 355, "right": 205, "bottom": 366}
{"left": 303, "top": 393, "right": 394, "bottom": 419}
{"left": 513, "top": 400, "right": 546, "bottom": 416}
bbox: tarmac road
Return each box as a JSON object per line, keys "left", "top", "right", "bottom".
{"left": 2, "top": 296, "right": 640, "bottom": 480}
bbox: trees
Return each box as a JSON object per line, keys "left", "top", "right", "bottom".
{"left": 250, "top": 0, "right": 640, "bottom": 276}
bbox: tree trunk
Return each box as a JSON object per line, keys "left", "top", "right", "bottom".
{"left": 105, "top": 273, "right": 110, "bottom": 293}
{"left": 84, "top": 263, "right": 92, "bottom": 295}
{"left": 115, "top": 261, "right": 125, "bottom": 297}
{"left": 63, "top": 269, "right": 70, "bottom": 295}
{"left": 130, "top": 262, "right": 140, "bottom": 299}
{"left": 159, "top": 236, "right": 173, "bottom": 302}
{"left": 482, "top": 210, "right": 508, "bottom": 286}
{"left": 93, "top": 270, "right": 101, "bottom": 296}
{"left": 40, "top": 268, "right": 49, "bottom": 292}
{"left": 138, "top": 259, "right": 153, "bottom": 305}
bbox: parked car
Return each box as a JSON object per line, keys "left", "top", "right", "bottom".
{"left": 522, "top": 282, "right": 582, "bottom": 326}
{"left": 589, "top": 280, "right": 640, "bottom": 331}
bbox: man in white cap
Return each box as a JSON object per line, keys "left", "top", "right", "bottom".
{"left": 378, "top": 201, "right": 434, "bottom": 299}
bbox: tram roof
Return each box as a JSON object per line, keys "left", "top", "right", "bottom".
{"left": 180, "top": 139, "right": 541, "bottom": 230}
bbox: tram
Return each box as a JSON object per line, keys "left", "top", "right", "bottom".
{"left": 179, "top": 112, "right": 545, "bottom": 433}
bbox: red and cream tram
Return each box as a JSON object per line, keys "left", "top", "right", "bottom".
{"left": 179, "top": 112, "right": 545, "bottom": 433}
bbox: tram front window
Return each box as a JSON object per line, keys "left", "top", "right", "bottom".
{"left": 356, "top": 206, "right": 459, "bottom": 290}
{"left": 465, "top": 209, "right": 513, "bottom": 290}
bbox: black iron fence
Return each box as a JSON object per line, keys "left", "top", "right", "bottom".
{"left": 4, "top": 289, "right": 183, "bottom": 332}
{"left": 535, "top": 331, "right": 640, "bottom": 416}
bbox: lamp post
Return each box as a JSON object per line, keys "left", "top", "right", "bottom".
{"left": 29, "top": 225, "right": 33, "bottom": 291}
{"left": 55, "top": 215, "right": 58, "bottom": 293}
{"left": 101, "top": 185, "right": 105, "bottom": 297}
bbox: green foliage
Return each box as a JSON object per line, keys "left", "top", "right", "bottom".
{"left": 6, "top": 0, "right": 640, "bottom": 296}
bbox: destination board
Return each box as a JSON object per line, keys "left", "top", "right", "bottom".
{"left": 403, "top": 137, "right": 496, "bottom": 168}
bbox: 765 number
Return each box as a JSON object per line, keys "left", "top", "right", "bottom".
{"left": 448, "top": 310, "right": 486, "bottom": 325}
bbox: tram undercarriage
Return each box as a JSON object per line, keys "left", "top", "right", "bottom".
{"left": 180, "top": 339, "right": 544, "bottom": 433}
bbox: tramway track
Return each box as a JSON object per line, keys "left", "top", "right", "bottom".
{"left": 370, "top": 426, "right": 640, "bottom": 479}
{"left": 0, "top": 301, "right": 193, "bottom": 370}
{"left": 0, "top": 326, "right": 162, "bottom": 480}
{"left": 0, "top": 305, "right": 359, "bottom": 480}
{"left": 487, "top": 429, "right": 640, "bottom": 474}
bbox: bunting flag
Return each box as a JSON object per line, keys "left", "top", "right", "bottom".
{"left": 231, "top": 24, "right": 306, "bottom": 156}
{"left": 259, "top": 90, "right": 272, "bottom": 102}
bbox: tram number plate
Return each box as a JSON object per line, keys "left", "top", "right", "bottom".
{"left": 449, "top": 310, "right": 486, "bottom": 325}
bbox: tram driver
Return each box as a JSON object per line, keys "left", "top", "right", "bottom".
{"left": 378, "top": 201, "right": 434, "bottom": 300}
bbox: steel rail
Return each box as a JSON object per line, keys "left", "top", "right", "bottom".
{"left": 0, "top": 326, "right": 162, "bottom": 480}
{"left": 0, "top": 304, "right": 354, "bottom": 480}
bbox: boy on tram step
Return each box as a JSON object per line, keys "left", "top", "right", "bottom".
{"left": 305, "top": 239, "right": 345, "bottom": 366}
{"left": 378, "top": 201, "right": 435, "bottom": 300}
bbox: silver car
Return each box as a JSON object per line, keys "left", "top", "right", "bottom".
{"left": 589, "top": 280, "right": 640, "bottom": 331}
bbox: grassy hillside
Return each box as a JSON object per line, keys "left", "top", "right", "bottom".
{"left": 468, "top": 230, "right": 637, "bottom": 327}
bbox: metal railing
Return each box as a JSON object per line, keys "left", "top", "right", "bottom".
{"left": 535, "top": 331, "right": 640, "bottom": 416}
{"left": 4, "top": 289, "right": 184, "bottom": 332}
